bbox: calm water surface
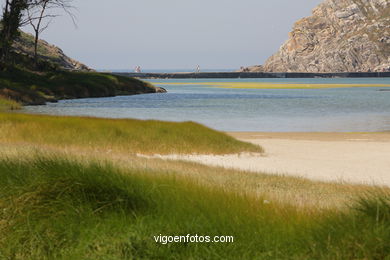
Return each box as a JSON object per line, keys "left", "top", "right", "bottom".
{"left": 24, "top": 78, "right": 390, "bottom": 132}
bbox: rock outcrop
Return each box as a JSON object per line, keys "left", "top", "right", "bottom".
{"left": 237, "top": 65, "right": 264, "bottom": 72}
{"left": 259, "top": 0, "right": 390, "bottom": 73}
{"left": 13, "top": 31, "right": 91, "bottom": 71}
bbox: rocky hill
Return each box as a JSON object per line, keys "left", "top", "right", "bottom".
{"left": 253, "top": 0, "right": 390, "bottom": 73}
{"left": 1, "top": 32, "right": 167, "bottom": 106}
{"left": 13, "top": 31, "right": 91, "bottom": 71}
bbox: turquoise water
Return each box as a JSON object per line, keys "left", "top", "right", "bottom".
{"left": 24, "top": 78, "right": 390, "bottom": 132}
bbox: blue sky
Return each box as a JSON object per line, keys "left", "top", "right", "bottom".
{"left": 14, "top": 0, "right": 323, "bottom": 70}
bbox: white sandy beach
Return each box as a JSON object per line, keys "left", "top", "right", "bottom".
{"left": 158, "top": 132, "right": 390, "bottom": 186}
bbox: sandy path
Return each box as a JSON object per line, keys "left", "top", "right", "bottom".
{"left": 159, "top": 132, "right": 390, "bottom": 186}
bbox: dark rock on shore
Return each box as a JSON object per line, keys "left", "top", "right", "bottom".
{"left": 237, "top": 65, "right": 264, "bottom": 72}
{"left": 155, "top": 87, "right": 167, "bottom": 93}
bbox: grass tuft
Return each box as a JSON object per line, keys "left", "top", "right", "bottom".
{"left": 354, "top": 193, "right": 390, "bottom": 223}
{"left": 0, "top": 155, "right": 389, "bottom": 259}
{"left": 0, "top": 97, "right": 21, "bottom": 111}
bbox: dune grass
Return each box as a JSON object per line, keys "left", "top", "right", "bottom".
{"left": 0, "top": 97, "right": 21, "bottom": 111}
{"left": 0, "top": 112, "right": 262, "bottom": 155}
{"left": 1, "top": 143, "right": 384, "bottom": 211}
{"left": 0, "top": 112, "right": 383, "bottom": 210}
{"left": 1, "top": 111, "right": 389, "bottom": 258}
{"left": 0, "top": 155, "right": 389, "bottom": 259}
{"left": 122, "top": 156, "right": 385, "bottom": 210}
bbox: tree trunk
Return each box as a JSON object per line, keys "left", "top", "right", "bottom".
{"left": 0, "top": 0, "right": 28, "bottom": 63}
{"left": 34, "top": 30, "right": 39, "bottom": 67}
{"left": 0, "top": 1, "right": 10, "bottom": 63}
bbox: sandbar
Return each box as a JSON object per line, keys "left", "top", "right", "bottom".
{"left": 160, "top": 132, "right": 390, "bottom": 186}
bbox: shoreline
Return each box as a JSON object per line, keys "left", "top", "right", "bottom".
{"left": 114, "top": 71, "right": 390, "bottom": 79}
{"left": 227, "top": 131, "right": 390, "bottom": 142}
{"left": 160, "top": 131, "right": 390, "bottom": 187}
{"left": 0, "top": 68, "right": 165, "bottom": 106}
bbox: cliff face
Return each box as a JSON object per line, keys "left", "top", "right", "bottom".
{"left": 13, "top": 31, "right": 91, "bottom": 71}
{"left": 263, "top": 0, "right": 390, "bottom": 73}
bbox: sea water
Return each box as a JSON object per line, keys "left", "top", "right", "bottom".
{"left": 24, "top": 78, "right": 390, "bottom": 132}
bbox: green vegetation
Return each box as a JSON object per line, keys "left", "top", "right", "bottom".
{"left": 0, "top": 0, "right": 29, "bottom": 63}
{"left": 1, "top": 1, "right": 389, "bottom": 258}
{"left": 0, "top": 66, "right": 158, "bottom": 105}
{"left": 0, "top": 112, "right": 378, "bottom": 210}
{"left": 17, "top": 31, "right": 59, "bottom": 60}
{"left": 0, "top": 113, "right": 262, "bottom": 155}
{"left": 0, "top": 156, "right": 389, "bottom": 259}
{"left": 0, "top": 112, "right": 389, "bottom": 258}
{"left": 0, "top": 96, "right": 20, "bottom": 111}
{"left": 1, "top": 4, "right": 157, "bottom": 106}
{"left": 1, "top": 9, "right": 157, "bottom": 105}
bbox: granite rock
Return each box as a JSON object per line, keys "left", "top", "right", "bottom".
{"left": 258, "top": 0, "right": 390, "bottom": 72}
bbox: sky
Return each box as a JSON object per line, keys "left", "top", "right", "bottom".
{"left": 4, "top": 0, "right": 323, "bottom": 70}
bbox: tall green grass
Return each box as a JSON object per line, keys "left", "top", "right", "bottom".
{"left": 0, "top": 113, "right": 262, "bottom": 155}
{"left": 0, "top": 156, "right": 389, "bottom": 259}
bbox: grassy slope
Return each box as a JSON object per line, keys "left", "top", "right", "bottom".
{"left": 0, "top": 113, "right": 262, "bottom": 155}
{"left": 0, "top": 67, "right": 158, "bottom": 105}
{"left": 0, "top": 156, "right": 389, "bottom": 259}
{"left": 13, "top": 30, "right": 89, "bottom": 70}
{"left": 0, "top": 112, "right": 389, "bottom": 259}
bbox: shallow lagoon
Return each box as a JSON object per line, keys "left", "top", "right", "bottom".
{"left": 24, "top": 78, "right": 390, "bottom": 132}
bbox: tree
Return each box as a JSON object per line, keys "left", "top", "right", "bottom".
{"left": 0, "top": 0, "right": 30, "bottom": 63}
{"left": 26, "top": 0, "right": 75, "bottom": 66}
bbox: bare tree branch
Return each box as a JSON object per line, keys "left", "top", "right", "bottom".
{"left": 23, "top": 0, "right": 76, "bottom": 67}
